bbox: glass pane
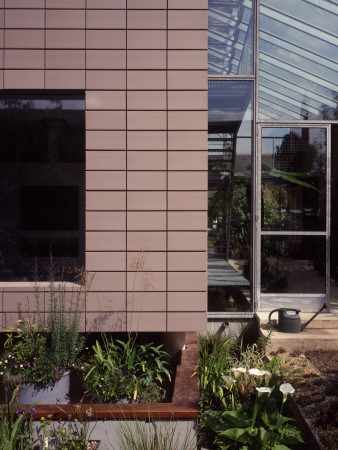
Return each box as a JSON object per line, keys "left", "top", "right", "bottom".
{"left": 259, "top": 0, "right": 338, "bottom": 120}
{"left": 261, "top": 236, "right": 326, "bottom": 294}
{"left": 0, "top": 94, "right": 85, "bottom": 281}
{"left": 208, "top": 80, "right": 253, "bottom": 312}
{"left": 261, "top": 128, "right": 326, "bottom": 232}
{"left": 208, "top": 0, "right": 253, "bottom": 75}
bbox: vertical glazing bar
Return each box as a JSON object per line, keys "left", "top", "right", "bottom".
{"left": 326, "top": 125, "right": 331, "bottom": 311}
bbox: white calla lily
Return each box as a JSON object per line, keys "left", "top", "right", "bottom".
{"left": 256, "top": 387, "right": 271, "bottom": 397}
{"left": 232, "top": 367, "right": 246, "bottom": 379}
{"left": 280, "top": 383, "right": 295, "bottom": 401}
{"left": 222, "top": 375, "right": 236, "bottom": 386}
{"left": 248, "top": 368, "right": 266, "bottom": 376}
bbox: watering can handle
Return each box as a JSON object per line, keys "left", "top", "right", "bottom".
{"left": 284, "top": 308, "right": 301, "bottom": 314}
{"left": 268, "top": 309, "right": 280, "bottom": 328}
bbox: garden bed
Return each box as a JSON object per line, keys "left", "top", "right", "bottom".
{"left": 269, "top": 348, "right": 338, "bottom": 450}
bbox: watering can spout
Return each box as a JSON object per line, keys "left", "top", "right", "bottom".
{"left": 300, "top": 303, "right": 327, "bottom": 331}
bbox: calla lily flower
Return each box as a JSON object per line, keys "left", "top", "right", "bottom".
{"left": 248, "top": 368, "right": 266, "bottom": 376}
{"left": 222, "top": 375, "right": 236, "bottom": 386}
{"left": 280, "top": 383, "right": 295, "bottom": 401}
{"left": 232, "top": 367, "right": 246, "bottom": 379}
{"left": 256, "top": 387, "right": 271, "bottom": 397}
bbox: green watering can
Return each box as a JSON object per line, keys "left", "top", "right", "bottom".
{"left": 268, "top": 303, "right": 327, "bottom": 333}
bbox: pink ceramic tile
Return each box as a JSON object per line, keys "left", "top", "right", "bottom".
{"left": 86, "top": 70, "right": 126, "bottom": 90}
{"left": 86, "top": 191, "right": 126, "bottom": 210}
{"left": 168, "top": 191, "right": 207, "bottom": 210}
{"left": 4, "top": 70, "right": 44, "bottom": 89}
{"left": 168, "top": 292, "right": 206, "bottom": 311}
{"left": 169, "top": 0, "right": 207, "bottom": 8}
{"left": 87, "top": 0, "right": 126, "bottom": 8}
{"left": 5, "top": 9, "right": 44, "bottom": 28}
{"left": 127, "top": 91, "right": 166, "bottom": 110}
{"left": 45, "top": 70, "right": 85, "bottom": 89}
{"left": 168, "top": 231, "right": 207, "bottom": 251}
{"left": 127, "top": 111, "right": 166, "bottom": 130}
{"left": 168, "top": 251, "right": 206, "bottom": 271}
{"left": 167, "top": 272, "right": 207, "bottom": 291}
{"left": 87, "top": 10, "right": 126, "bottom": 29}
{"left": 127, "top": 70, "right": 166, "bottom": 90}
{"left": 127, "top": 251, "right": 166, "bottom": 271}
{"left": 5, "top": 30, "right": 44, "bottom": 49}
{"left": 168, "top": 171, "right": 207, "bottom": 190}
{"left": 168, "top": 90, "right": 207, "bottom": 110}
{"left": 85, "top": 291, "right": 125, "bottom": 312}
{"left": 45, "top": 50, "right": 85, "bottom": 69}
{"left": 90, "top": 271, "right": 126, "bottom": 292}
{"left": 86, "top": 91, "right": 126, "bottom": 110}
{"left": 86, "top": 50, "right": 126, "bottom": 70}
{"left": 3, "top": 313, "right": 37, "bottom": 330}
{"left": 3, "top": 292, "right": 40, "bottom": 312}
{"left": 86, "top": 30, "right": 126, "bottom": 49}
{"left": 127, "top": 151, "right": 166, "bottom": 170}
{"left": 127, "top": 292, "right": 166, "bottom": 312}
{"left": 127, "top": 312, "right": 166, "bottom": 332}
{"left": 127, "top": 131, "right": 166, "bottom": 150}
{"left": 46, "top": 30, "right": 85, "bottom": 49}
{"left": 86, "top": 171, "right": 126, "bottom": 190}
{"left": 127, "top": 231, "right": 166, "bottom": 251}
{"left": 168, "top": 50, "right": 207, "bottom": 70}
{"left": 86, "top": 251, "right": 126, "bottom": 271}
{"left": 86, "top": 232, "right": 126, "bottom": 252}
{"left": 168, "top": 131, "right": 207, "bottom": 150}
{"left": 168, "top": 111, "right": 208, "bottom": 130}
{"left": 46, "top": 10, "right": 85, "bottom": 29}
{"left": 168, "top": 211, "right": 207, "bottom": 230}
{"left": 86, "top": 150, "right": 126, "bottom": 171}
{"left": 168, "top": 10, "right": 207, "bottom": 29}
{"left": 4, "top": 50, "right": 43, "bottom": 69}
{"left": 168, "top": 30, "right": 207, "bottom": 49}
{"left": 127, "top": 50, "right": 166, "bottom": 70}
{"left": 127, "top": 191, "right": 166, "bottom": 210}
{"left": 86, "top": 131, "right": 126, "bottom": 150}
{"left": 127, "top": 212, "right": 166, "bottom": 230}
{"left": 127, "top": 271, "right": 166, "bottom": 292}
{"left": 46, "top": 0, "right": 85, "bottom": 7}
{"left": 127, "top": 31, "right": 166, "bottom": 50}
{"left": 0, "top": 50, "right": 3, "bottom": 69}
{"left": 86, "top": 311, "right": 126, "bottom": 332}
{"left": 86, "top": 212, "right": 126, "bottom": 230}
{"left": 167, "top": 312, "right": 206, "bottom": 332}
{"left": 168, "top": 151, "right": 207, "bottom": 171}
{"left": 7, "top": 0, "right": 44, "bottom": 7}
{"left": 0, "top": 10, "right": 3, "bottom": 27}
{"left": 128, "top": 0, "right": 166, "bottom": 9}
{"left": 127, "top": 10, "right": 166, "bottom": 29}
{"left": 86, "top": 111, "right": 126, "bottom": 130}
{"left": 0, "top": 70, "right": 3, "bottom": 89}
{"left": 127, "top": 171, "right": 166, "bottom": 190}
{"left": 168, "top": 71, "right": 207, "bottom": 90}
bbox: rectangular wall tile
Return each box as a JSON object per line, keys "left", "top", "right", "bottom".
{"left": 127, "top": 231, "right": 166, "bottom": 251}
{"left": 86, "top": 191, "right": 126, "bottom": 210}
{"left": 167, "top": 312, "right": 206, "bottom": 331}
{"left": 127, "top": 151, "right": 166, "bottom": 170}
{"left": 127, "top": 131, "right": 166, "bottom": 150}
{"left": 127, "top": 171, "right": 166, "bottom": 190}
{"left": 127, "top": 251, "right": 166, "bottom": 272}
{"left": 86, "top": 212, "right": 126, "bottom": 230}
{"left": 168, "top": 252, "right": 207, "bottom": 271}
{"left": 86, "top": 30, "right": 126, "bottom": 49}
{"left": 127, "top": 31, "right": 166, "bottom": 49}
{"left": 86, "top": 111, "right": 126, "bottom": 130}
{"left": 5, "top": 30, "right": 45, "bottom": 48}
{"left": 168, "top": 90, "right": 207, "bottom": 110}
{"left": 3, "top": 292, "right": 40, "bottom": 312}
{"left": 168, "top": 0, "right": 207, "bottom": 8}
{"left": 168, "top": 171, "right": 207, "bottom": 190}
{"left": 86, "top": 252, "right": 126, "bottom": 271}
{"left": 46, "top": 10, "right": 85, "bottom": 29}
{"left": 127, "top": 111, "right": 166, "bottom": 130}
{"left": 8, "top": 0, "right": 45, "bottom": 7}
{"left": 168, "top": 151, "right": 207, "bottom": 170}
{"left": 87, "top": 10, "right": 126, "bottom": 29}
{"left": 4, "top": 70, "right": 44, "bottom": 89}
{"left": 127, "top": 91, "right": 166, "bottom": 110}
{"left": 168, "top": 10, "right": 207, "bottom": 29}
{"left": 168, "top": 232, "right": 207, "bottom": 251}
{"left": 168, "top": 111, "right": 208, "bottom": 130}
{"left": 127, "top": 10, "right": 166, "bottom": 29}
{"left": 127, "top": 50, "right": 166, "bottom": 70}
{"left": 86, "top": 70, "right": 126, "bottom": 90}
{"left": 46, "top": 30, "right": 85, "bottom": 48}
{"left": 5, "top": 9, "right": 45, "bottom": 28}
{"left": 168, "top": 191, "right": 207, "bottom": 210}
{"left": 127, "top": 312, "right": 166, "bottom": 332}
{"left": 168, "top": 131, "right": 207, "bottom": 150}
{"left": 168, "top": 211, "right": 207, "bottom": 230}
{"left": 127, "top": 212, "right": 166, "bottom": 231}
{"left": 91, "top": 271, "right": 126, "bottom": 291}
{"left": 45, "top": 70, "right": 85, "bottom": 89}
{"left": 87, "top": 0, "right": 126, "bottom": 8}
{"left": 86, "top": 50, "right": 126, "bottom": 69}
{"left": 46, "top": 0, "right": 85, "bottom": 7}
{"left": 86, "top": 91, "right": 126, "bottom": 110}
{"left": 127, "top": 292, "right": 166, "bottom": 312}
{"left": 86, "top": 171, "right": 126, "bottom": 190}
{"left": 168, "top": 30, "right": 207, "bottom": 49}
{"left": 86, "top": 311, "right": 126, "bottom": 332}
{"left": 127, "top": 70, "right": 166, "bottom": 90}
{"left": 127, "top": 191, "right": 166, "bottom": 210}
{"left": 45, "top": 50, "right": 85, "bottom": 69}
{"left": 168, "top": 50, "right": 207, "bottom": 70}
{"left": 168, "top": 71, "right": 207, "bottom": 90}
{"left": 168, "top": 272, "right": 207, "bottom": 291}
{"left": 86, "top": 131, "right": 126, "bottom": 150}
{"left": 86, "top": 291, "right": 125, "bottom": 312}
{"left": 86, "top": 232, "right": 126, "bottom": 251}
{"left": 4, "top": 49, "right": 44, "bottom": 69}
{"left": 127, "top": 271, "right": 166, "bottom": 291}
{"left": 168, "top": 292, "right": 206, "bottom": 311}
{"left": 86, "top": 151, "right": 126, "bottom": 171}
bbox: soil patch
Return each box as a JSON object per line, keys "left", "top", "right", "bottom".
{"left": 270, "top": 349, "right": 338, "bottom": 449}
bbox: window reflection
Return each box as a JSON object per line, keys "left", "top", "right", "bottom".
{"left": 0, "top": 94, "right": 85, "bottom": 281}
{"left": 208, "top": 80, "right": 252, "bottom": 312}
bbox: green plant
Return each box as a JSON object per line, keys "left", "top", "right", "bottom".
{"left": 0, "top": 386, "right": 36, "bottom": 449}
{"left": 83, "top": 334, "right": 171, "bottom": 403}
{"left": 113, "top": 417, "right": 196, "bottom": 450}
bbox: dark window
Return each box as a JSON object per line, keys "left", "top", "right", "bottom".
{"left": 0, "top": 94, "right": 85, "bottom": 281}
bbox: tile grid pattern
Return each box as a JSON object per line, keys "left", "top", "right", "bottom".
{"left": 0, "top": 0, "right": 208, "bottom": 332}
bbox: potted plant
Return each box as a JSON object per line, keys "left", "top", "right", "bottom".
{"left": 0, "top": 261, "right": 91, "bottom": 404}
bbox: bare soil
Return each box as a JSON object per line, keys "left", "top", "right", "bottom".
{"left": 272, "top": 349, "right": 338, "bottom": 449}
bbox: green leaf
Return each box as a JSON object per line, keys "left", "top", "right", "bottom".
{"left": 221, "top": 428, "right": 251, "bottom": 443}
{"left": 223, "top": 410, "right": 251, "bottom": 428}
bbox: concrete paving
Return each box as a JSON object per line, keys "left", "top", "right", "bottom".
{"left": 256, "top": 308, "right": 338, "bottom": 353}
